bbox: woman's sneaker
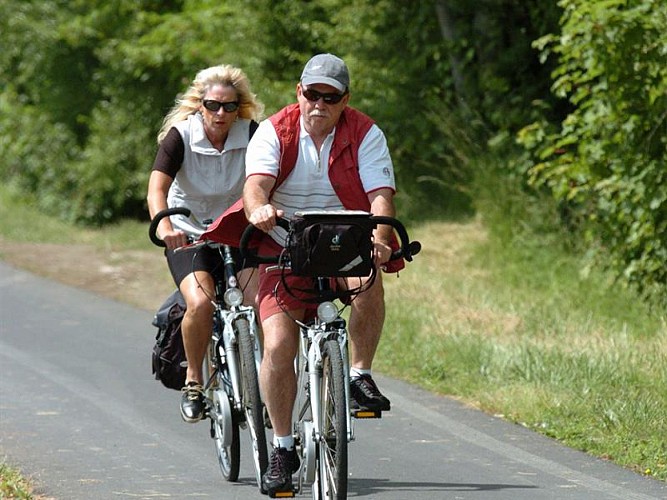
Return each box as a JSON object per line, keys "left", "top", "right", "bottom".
{"left": 350, "top": 374, "right": 391, "bottom": 411}
{"left": 261, "top": 446, "right": 300, "bottom": 496}
{"left": 180, "top": 382, "right": 205, "bottom": 422}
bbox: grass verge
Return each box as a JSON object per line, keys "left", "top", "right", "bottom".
{"left": 379, "top": 216, "right": 666, "bottom": 481}
{"left": 0, "top": 462, "right": 34, "bottom": 499}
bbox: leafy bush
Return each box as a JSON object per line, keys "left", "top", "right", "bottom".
{"left": 0, "top": 88, "right": 83, "bottom": 218}
{"left": 67, "top": 103, "right": 155, "bottom": 224}
{"left": 518, "top": 0, "right": 667, "bottom": 302}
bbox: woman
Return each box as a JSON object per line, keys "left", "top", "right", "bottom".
{"left": 146, "top": 64, "right": 263, "bottom": 423}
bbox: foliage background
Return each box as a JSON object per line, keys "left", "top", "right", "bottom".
{"left": 0, "top": 0, "right": 665, "bottom": 298}
{"left": 0, "top": 0, "right": 560, "bottom": 220}
{"left": 517, "top": 0, "right": 667, "bottom": 303}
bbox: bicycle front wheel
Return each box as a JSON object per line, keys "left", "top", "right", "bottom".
{"left": 211, "top": 384, "right": 240, "bottom": 481}
{"left": 317, "top": 339, "right": 348, "bottom": 500}
{"left": 206, "top": 341, "right": 240, "bottom": 482}
{"left": 236, "top": 317, "right": 269, "bottom": 487}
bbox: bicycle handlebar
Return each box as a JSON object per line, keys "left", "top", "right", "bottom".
{"left": 239, "top": 217, "right": 290, "bottom": 264}
{"left": 148, "top": 207, "right": 192, "bottom": 248}
{"left": 369, "top": 215, "right": 422, "bottom": 262}
{"left": 239, "top": 214, "right": 421, "bottom": 265}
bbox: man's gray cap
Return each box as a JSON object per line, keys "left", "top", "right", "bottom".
{"left": 300, "top": 53, "right": 349, "bottom": 92}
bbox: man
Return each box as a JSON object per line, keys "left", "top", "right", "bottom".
{"left": 241, "top": 53, "right": 402, "bottom": 496}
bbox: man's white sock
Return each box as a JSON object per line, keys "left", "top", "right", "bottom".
{"left": 274, "top": 435, "right": 295, "bottom": 451}
{"left": 350, "top": 367, "right": 371, "bottom": 379}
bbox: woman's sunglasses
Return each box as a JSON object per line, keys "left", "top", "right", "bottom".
{"left": 302, "top": 88, "right": 348, "bottom": 105}
{"left": 203, "top": 100, "right": 240, "bottom": 113}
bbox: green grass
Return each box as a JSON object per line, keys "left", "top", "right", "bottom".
{"left": 0, "top": 462, "right": 34, "bottom": 499}
{"left": 0, "top": 185, "right": 151, "bottom": 250}
{"left": 380, "top": 218, "right": 667, "bottom": 480}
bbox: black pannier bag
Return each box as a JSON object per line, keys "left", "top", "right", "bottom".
{"left": 151, "top": 289, "right": 187, "bottom": 390}
{"left": 288, "top": 210, "right": 375, "bottom": 277}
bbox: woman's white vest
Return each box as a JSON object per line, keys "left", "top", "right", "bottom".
{"left": 167, "top": 113, "right": 251, "bottom": 238}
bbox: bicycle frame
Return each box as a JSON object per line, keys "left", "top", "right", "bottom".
{"left": 292, "top": 282, "right": 354, "bottom": 497}
{"left": 236, "top": 210, "right": 421, "bottom": 499}
{"left": 149, "top": 207, "right": 268, "bottom": 489}
{"left": 204, "top": 243, "right": 267, "bottom": 486}
{"left": 210, "top": 245, "right": 262, "bottom": 414}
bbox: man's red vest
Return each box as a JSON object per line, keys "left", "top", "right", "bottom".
{"left": 201, "top": 103, "right": 404, "bottom": 272}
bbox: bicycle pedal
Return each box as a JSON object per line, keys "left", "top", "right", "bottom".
{"left": 271, "top": 490, "right": 296, "bottom": 498}
{"left": 352, "top": 408, "right": 382, "bottom": 419}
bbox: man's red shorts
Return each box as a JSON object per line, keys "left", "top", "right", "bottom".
{"left": 256, "top": 237, "right": 322, "bottom": 321}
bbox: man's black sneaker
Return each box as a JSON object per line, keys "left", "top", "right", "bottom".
{"left": 350, "top": 374, "right": 391, "bottom": 412}
{"left": 180, "top": 382, "right": 205, "bottom": 423}
{"left": 261, "top": 446, "right": 300, "bottom": 496}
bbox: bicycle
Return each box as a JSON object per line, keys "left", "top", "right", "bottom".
{"left": 239, "top": 210, "right": 421, "bottom": 499}
{"left": 149, "top": 207, "right": 269, "bottom": 489}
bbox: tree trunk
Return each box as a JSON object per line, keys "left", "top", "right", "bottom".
{"left": 435, "top": 0, "right": 466, "bottom": 102}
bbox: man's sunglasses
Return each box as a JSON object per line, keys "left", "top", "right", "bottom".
{"left": 302, "top": 88, "right": 348, "bottom": 105}
{"left": 202, "top": 99, "right": 240, "bottom": 113}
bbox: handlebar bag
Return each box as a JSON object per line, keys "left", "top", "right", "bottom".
{"left": 288, "top": 211, "right": 375, "bottom": 277}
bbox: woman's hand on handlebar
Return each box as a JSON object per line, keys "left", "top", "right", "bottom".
{"left": 248, "top": 204, "right": 284, "bottom": 233}
{"left": 149, "top": 207, "right": 191, "bottom": 249}
{"left": 161, "top": 229, "right": 189, "bottom": 250}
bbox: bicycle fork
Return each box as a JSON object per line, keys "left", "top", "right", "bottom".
{"left": 216, "top": 307, "right": 260, "bottom": 414}
{"left": 309, "top": 327, "right": 354, "bottom": 444}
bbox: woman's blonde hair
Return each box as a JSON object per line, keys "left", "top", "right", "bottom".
{"left": 157, "top": 64, "right": 264, "bottom": 144}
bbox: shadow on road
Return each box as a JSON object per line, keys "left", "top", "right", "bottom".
{"left": 348, "top": 477, "right": 538, "bottom": 497}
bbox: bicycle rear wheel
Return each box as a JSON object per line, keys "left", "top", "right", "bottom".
{"left": 316, "top": 339, "right": 348, "bottom": 500}
{"left": 236, "top": 317, "right": 269, "bottom": 487}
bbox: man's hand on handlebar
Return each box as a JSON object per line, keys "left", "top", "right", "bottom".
{"left": 248, "top": 204, "right": 284, "bottom": 233}
{"left": 373, "top": 240, "right": 393, "bottom": 266}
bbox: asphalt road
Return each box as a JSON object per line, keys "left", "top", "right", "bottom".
{"left": 1, "top": 261, "right": 665, "bottom": 500}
